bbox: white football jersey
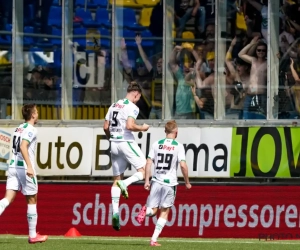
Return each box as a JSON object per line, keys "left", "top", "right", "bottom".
{"left": 148, "top": 138, "right": 186, "bottom": 186}
{"left": 10, "top": 123, "right": 37, "bottom": 169}
{"left": 105, "top": 99, "right": 139, "bottom": 142}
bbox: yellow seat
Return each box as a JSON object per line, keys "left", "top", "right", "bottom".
{"left": 139, "top": 7, "right": 153, "bottom": 27}
{"left": 110, "top": 0, "right": 139, "bottom": 8}
{"left": 181, "top": 31, "right": 195, "bottom": 49}
{"left": 136, "top": 0, "right": 160, "bottom": 7}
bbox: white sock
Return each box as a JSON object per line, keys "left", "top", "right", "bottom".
{"left": 27, "top": 204, "right": 37, "bottom": 238}
{"left": 123, "top": 172, "right": 143, "bottom": 187}
{"left": 151, "top": 217, "right": 167, "bottom": 242}
{"left": 111, "top": 186, "right": 121, "bottom": 215}
{"left": 0, "top": 198, "right": 9, "bottom": 215}
{"left": 146, "top": 207, "right": 154, "bottom": 217}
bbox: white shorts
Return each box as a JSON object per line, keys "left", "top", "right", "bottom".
{"left": 110, "top": 140, "right": 146, "bottom": 176}
{"left": 146, "top": 181, "right": 176, "bottom": 208}
{"left": 6, "top": 167, "right": 38, "bottom": 196}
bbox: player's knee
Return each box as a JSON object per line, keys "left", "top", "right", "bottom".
{"left": 151, "top": 208, "right": 158, "bottom": 216}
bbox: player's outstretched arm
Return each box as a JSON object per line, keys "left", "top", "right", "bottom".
{"left": 126, "top": 117, "right": 149, "bottom": 132}
{"left": 180, "top": 161, "right": 192, "bottom": 189}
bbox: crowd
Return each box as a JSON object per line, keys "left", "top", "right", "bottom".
{"left": 1, "top": 0, "right": 300, "bottom": 119}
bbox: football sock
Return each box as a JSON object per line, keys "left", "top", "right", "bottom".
{"left": 123, "top": 172, "right": 143, "bottom": 187}
{"left": 111, "top": 186, "right": 121, "bottom": 214}
{"left": 27, "top": 204, "right": 37, "bottom": 238}
{"left": 146, "top": 207, "right": 154, "bottom": 217}
{"left": 151, "top": 217, "right": 167, "bottom": 242}
{"left": 0, "top": 198, "right": 9, "bottom": 215}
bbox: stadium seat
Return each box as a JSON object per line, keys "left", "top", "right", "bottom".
{"left": 1, "top": 24, "right": 12, "bottom": 44}
{"left": 51, "top": 27, "right": 62, "bottom": 47}
{"left": 115, "top": 7, "right": 145, "bottom": 31}
{"left": 109, "top": 0, "right": 140, "bottom": 8}
{"left": 0, "top": 36, "right": 10, "bottom": 46}
{"left": 95, "top": 8, "right": 112, "bottom": 29}
{"left": 140, "top": 29, "right": 154, "bottom": 47}
{"left": 99, "top": 28, "right": 111, "bottom": 48}
{"left": 52, "top": 48, "right": 62, "bottom": 69}
{"left": 136, "top": 0, "right": 160, "bottom": 7}
{"left": 139, "top": 7, "right": 153, "bottom": 27}
{"left": 75, "top": 0, "right": 97, "bottom": 8}
{"left": 75, "top": 8, "right": 101, "bottom": 28}
{"left": 119, "top": 29, "right": 136, "bottom": 47}
{"left": 94, "top": 0, "right": 108, "bottom": 8}
{"left": 24, "top": 4, "right": 35, "bottom": 26}
{"left": 48, "top": 6, "right": 62, "bottom": 28}
{"left": 23, "top": 26, "right": 35, "bottom": 46}
{"left": 73, "top": 27, "right": 87, "bottom": 48}
{"left": 52, "top": 0, "right": 61, "bottom": 6}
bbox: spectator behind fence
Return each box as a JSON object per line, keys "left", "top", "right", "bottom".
{"left": 135, "top": 35, "right": 163, "bottom": 119}
{"left": 174, "top": 0, "right": 206, "bottom": 40}
{"left": 225, "top": 37, "right": 251, "bottom": 119}
{"left": 119, "top": 38, "right": 152, "bottom": 119}
{"left": 192, "top": 53, "right": 215, "bottom": 119}
{"left": 238, "top": 36, "right": 267, "bottom": 119}
{"left": 169, "top": 46, "right": 197, "bottom": 119}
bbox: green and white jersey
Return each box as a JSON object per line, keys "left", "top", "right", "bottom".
{"left": 105, "top": 98, "right": 139, "bottom": 142}
{"left": 10, "top": 122, "right": 37, "bottom": 169}
{"left": 148, "top": 138, "right": 186, "bottom": 186}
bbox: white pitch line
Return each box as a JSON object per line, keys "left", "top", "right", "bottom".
{"left": 11, "top": 236, "right": 300, "bottom": 245}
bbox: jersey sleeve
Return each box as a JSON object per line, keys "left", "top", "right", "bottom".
{"left": 177, "top": 143, "right": 186, "bottom": 162}
{"left": 127, "top": 104, "right": 139, "bottom": 120}
{"left": 105, "top": 105, "right": 113, "bottom": 121}
{"left": 22, "top": 127, "right": 36, "bottom": 143}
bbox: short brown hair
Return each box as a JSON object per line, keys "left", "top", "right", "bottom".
{"left": 127, "top": 82, "right": 142, "bottom": 93}
{"left": 22, "top": 104, "right": 36, "bottom": 121}
{"left": 165, "top": 120, "right": 178, "bottom": 134}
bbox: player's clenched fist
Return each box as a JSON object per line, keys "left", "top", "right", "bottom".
{"left": 142, "top": 123, "right": 150, "bottom": 131}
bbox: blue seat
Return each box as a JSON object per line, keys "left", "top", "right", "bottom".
{"left": 52, "top": 0, "right": 61, "bottom": 6}
{"left": 24, "top": 4, "right": 35, "bottom": 26}
{"left": 140, "top": 29, "right": 154, "bottom": 47}
{"left": 73, "top": 27, "right": 87, "bottom": 48}
{"left": 99, "top": 28, "right": 111, "bottom": 48}
{"left": 94, "top": 0, "right": 108, "bottom": 8}
{"left": 23, "top": 26, "right": 35, "bottom": 46}
{"left": 75, "top": 0, "right": 97, "bottom": 8}
{"left": 0, "top": 36, "right": 10, "bottom": 46}
{"left": 95, "top": 8, "right": 112, "bottom": 28}
{"left": 4, "top": 24, "right": 12, "bottom": 43}
{"left": 75, "top": 8, "right": 101, "bottom": 28}
{"left": 76, "top": 0, "right": 108, "bottom": 8}
{"left": 51, "top": 27, "right": 62, "bottom": 46}
{"left": 48, "top": 6, "right": 62, "bottom": 28}
{"left": 119, "top": 29, "right": 136, "bottom": 47}
{"left": 115, "top": 7, "right": 145, "bottom": 31}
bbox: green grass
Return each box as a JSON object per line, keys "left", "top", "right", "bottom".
{"left": 1, "top": 235, "right": 300, "bottom": 250}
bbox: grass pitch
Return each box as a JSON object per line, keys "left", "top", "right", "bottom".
{"left": 0, "top": 235, "right": 300, "bottom": 250}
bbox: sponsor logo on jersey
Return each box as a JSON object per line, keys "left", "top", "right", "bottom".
{"left": 15, "top": 128, "right": 24, "bottom": 133}
{"left": 114, "top": 103, "right": 125, "bottom": 109}
{"left": 159, "top": 145, "right": 175, "bottom": 151}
